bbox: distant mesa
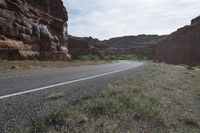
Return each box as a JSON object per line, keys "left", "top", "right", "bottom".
{"left": 68, "top": 34, "right": 166, "bottom": 59}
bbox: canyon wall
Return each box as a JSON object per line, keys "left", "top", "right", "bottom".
{"left": 155, "top": 16, "right": 200, "bottom": 66}
{"left": 1, "top": 0, "right": 199, "bottom": 66}
{"left": 97, "top": 35, "right": 166, "bottom": 58}
{"left": 68, "top": 35, "right": 99, "bottom": 59}
{"left": 0, "top": 0, "right": 70, "bottom": 60}
{"left": 68, "top": 35, "right": 165, "bottom": 59}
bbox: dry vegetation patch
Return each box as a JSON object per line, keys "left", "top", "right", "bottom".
{"left": 17, "top": 63, "right": 200, "bottom": 133}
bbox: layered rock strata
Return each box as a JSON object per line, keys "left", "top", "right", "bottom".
{"left": 0, "top": 0, "right": 70, "bottom": 60}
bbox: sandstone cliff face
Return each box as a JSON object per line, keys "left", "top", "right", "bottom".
{"left": 0, "top": 0, "right": 70, "bottom": 60}
{"left": 155, "top": 16, "right": 200, "bottom": 66}
{"left": 68, "top": 35, "right": 100, "bottom": 59}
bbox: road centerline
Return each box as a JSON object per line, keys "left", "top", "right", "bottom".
{"left": 0, "top": 63, "right": 142, "bottom": 100}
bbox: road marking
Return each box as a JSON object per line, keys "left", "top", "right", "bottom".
{"left": 0, "top": 63, "right": 143, "bottom": 100}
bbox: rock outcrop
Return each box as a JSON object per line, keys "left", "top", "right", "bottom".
{"left": 155, "top": 16, "right": 200, "bottom": 66}
{"left": 0, "top": 0, "right": 70, "bottom": 60}
{"left": 68, "top": 35, "right": 100, "bottom": 59}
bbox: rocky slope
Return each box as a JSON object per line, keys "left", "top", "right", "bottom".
{"left": 0, "top": 0, "right": 70, "bottom": 60}
{"left": 68, "top": 35, "right": 166, "bottom": 59}
{"left": 97, "top": 35, "right": 166, "bottom": 57}
{"left": 155, "top": 16, "right": 200, "bottom": 66}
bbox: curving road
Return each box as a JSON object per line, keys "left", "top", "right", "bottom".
{"left": 0, "top": 61, "right": 146, "bottom": 132}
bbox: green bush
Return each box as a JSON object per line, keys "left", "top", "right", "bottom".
{"left": 103, "top": 54, "right": 153, "bottom": 61}
{"left": 103, "top": 54, "right": 145, "bottom": 61}
{"left": 85, "top": 99, "right": 121, "bottom": 118}
{"left": 78, "top": 54, "right": 153, "bottom": 61}
{"left": 79, "top": 55, "right": 100, "bottom": 61}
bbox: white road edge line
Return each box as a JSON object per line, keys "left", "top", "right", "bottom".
{"left": 0, "top": 63, "right": 143, "bottom": 100}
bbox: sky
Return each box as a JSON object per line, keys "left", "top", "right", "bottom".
{"left": 63, "top": 0, "right": 200, "bottom": 40}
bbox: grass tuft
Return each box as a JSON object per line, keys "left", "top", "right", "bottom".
{"left": 31, "top": 109, "right": 67, "bottom": 133}
{"left": 9, "top": 65, "right": 18, "bottom": 69}
{"left": 79, "top": 55, "right": 100, "bottom": 61}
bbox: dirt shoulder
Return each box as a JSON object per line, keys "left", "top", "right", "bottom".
{"left": 0, "top": 60, "right": 112, "bottom": 73}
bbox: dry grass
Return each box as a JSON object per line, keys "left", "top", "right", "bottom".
{"left": 17, "top": 63, "right": 200, "bottom": 133}
{"left": 45, "top": 92, "right": 64, "bottom": 101}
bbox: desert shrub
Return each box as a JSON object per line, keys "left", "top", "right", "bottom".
{"left": 103, "top": 54, "right": 153, "bottom": 61}
{"left": 31, "top": 109, "right": 67, "bottom": 133}
{"left": 85, "top": 99, "right": 122, "bottom": 118}
{"left": 79, "top": 55, "right": 100, "bottom": 61}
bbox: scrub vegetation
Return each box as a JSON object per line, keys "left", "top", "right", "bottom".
{"left": 17, "top": 63, "right": 200, "bottom": 133}
{"left": 79, "top": 54, "right": 152, "bottom": 61}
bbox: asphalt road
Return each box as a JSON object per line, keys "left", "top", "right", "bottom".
{"left": 0, "top": 61, "right": 146, "bottom": 132}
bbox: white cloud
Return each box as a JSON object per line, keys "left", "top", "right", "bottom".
{"left": 62, "top": 0, "right": 200, "bottom": 40}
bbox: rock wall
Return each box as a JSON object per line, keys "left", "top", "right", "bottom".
{"left": 0, "top": 0, "right": 70, "bottom": 60}
{"left": 155, "top": 16, "right": 200, "bottom": 66}
{"left": 68, "top": 35, "right": 100, "bottom": 59}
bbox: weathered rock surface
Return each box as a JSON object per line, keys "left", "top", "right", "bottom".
{"left": 97, "top": 35, "right": 166, "bottom": 57}
{"left": 0, "top": 0, "right": 70, "bottom": 60}
{"left": 155, "top": 16, "right": 200, "bottom": 66}
{"left": 68, "top": 35, "right": 100, "bottom": 59}
{"left": 68, "top": 35, "right": 166, "bottom": 59}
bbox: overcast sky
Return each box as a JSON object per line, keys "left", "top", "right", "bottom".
{"left": 63, "top": 0, "right": 200, "bottom": 40}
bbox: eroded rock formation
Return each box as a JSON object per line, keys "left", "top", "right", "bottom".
{"left": 68, "top": 35, "right": 100, "bottom": 59}
{"left": 155, "top": 16, "right": 200, "bottom": 66}
{"left": 0, "top": 0, "right": 70, "bottom": 60}
{"left": 97, "top": 35, "right": 166, "bottom": 58}
{"left": 68, "top": 35, "right": 166, "bottom": 59}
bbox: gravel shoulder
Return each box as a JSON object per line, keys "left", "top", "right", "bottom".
{"left": 0, "top": 61, "right": 147, "bottom": 132}
{"left": 0, "top": 60, "right": 112, "bottom": 74}
{"left": 19, "top": 63, "right": 200, "bottom": 133}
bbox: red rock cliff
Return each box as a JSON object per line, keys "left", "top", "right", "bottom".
{"left": 155, "top": 16, "right": 200, "bottom": 66}
{"left": 0, "top": 0, "right": 70, "bottom": 60}
{"left": 68, "top": 35, "right": 100, "bottom": 59}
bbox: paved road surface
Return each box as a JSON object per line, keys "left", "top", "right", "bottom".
{"left": 0, "top": 61, "right": 146, "bottom": 132}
